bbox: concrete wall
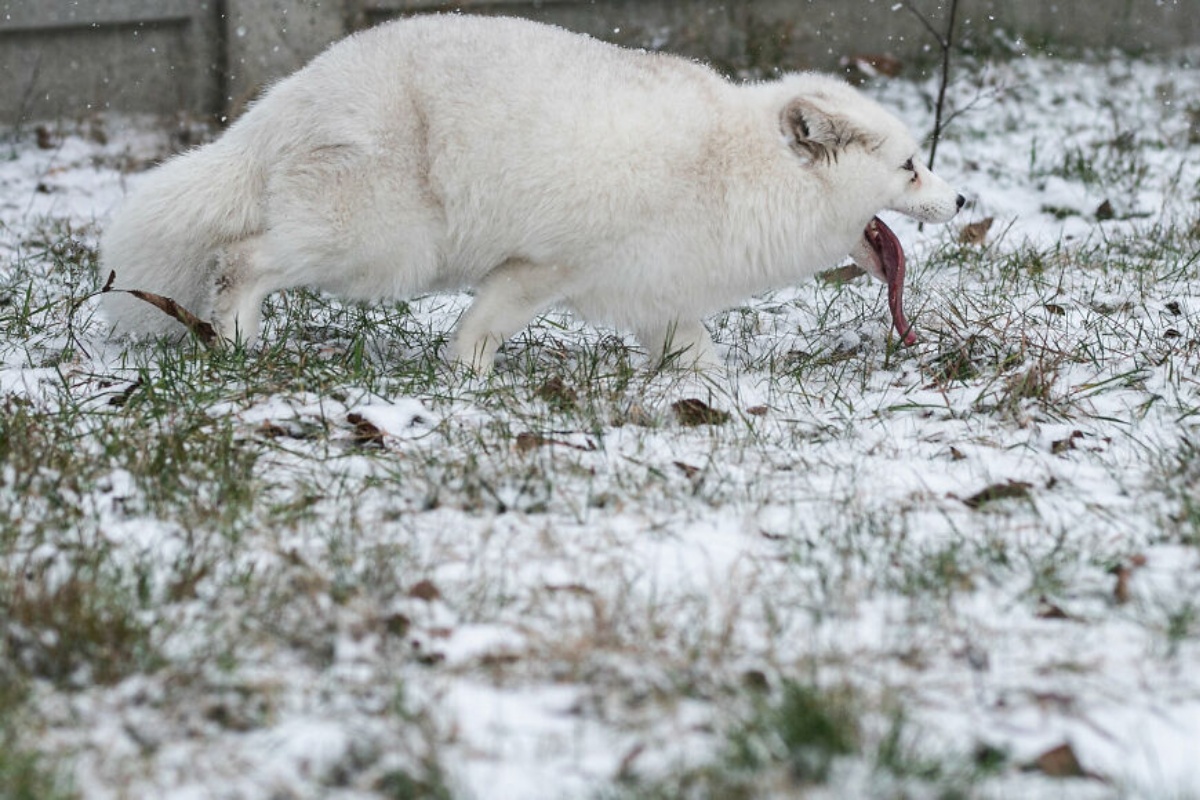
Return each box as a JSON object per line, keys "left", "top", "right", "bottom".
{"left": 0, "top": 0, "right": 223, "bottom": 123}
{"left": 2, "top": 0, "right": 1196, "bottom": 126}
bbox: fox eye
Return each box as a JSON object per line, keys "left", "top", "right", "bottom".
{"left": 901, "top": 158, "right": 915, "bottom": 172}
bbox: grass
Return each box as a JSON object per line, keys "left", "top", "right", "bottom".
{"left": 0, "top": 678, "right": 74, "bottom": 800}
{"left": 3, "top": 52, "right": 1200, "bottom": 798}
{"left": 603, "top": 679, "right": 1013, "bottom": 799}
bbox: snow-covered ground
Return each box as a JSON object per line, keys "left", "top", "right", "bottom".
{"left": 2, "top": 48, "right": 1199, "bottom": 799}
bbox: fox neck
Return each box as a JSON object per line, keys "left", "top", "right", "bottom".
{"left": 721, "top": 170, "right": 878, "bottom": 292}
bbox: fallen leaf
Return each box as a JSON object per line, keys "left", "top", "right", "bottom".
{"left": 535, "top": 376, "right": 577, "bottom": 409}
{"left": 959, "top": 216, "right": 994, "bottom": 245}
{"left": 1032, "top": 692, "right": 1077, "bottom": 712}
{"left": 414, "top": 651, "right": 445, "bottom": 666}
{"left": 384, "top": 613, "right": 411, "bottom": 637}
{"left": 1027, "top": 742, "right": 1085, "bottom": 778}
{"left": 745, "top": 405, "right": 769, "bottom": 417}
{"left": 515, "top": 431, "right": 548, "bottom": 453}
{"left": 949, "top": 446, "right": 967, "bottom": 461}
{"left": 347, "top": 413, "right": 386, "bottom": 447}
{"left": 101, "top": 271, "right": 218, "bottom": 346}
{"left": 1109, "top": 556, "right": 1146, "bottom": 605}
{"left": 1036, "top": 597, "right": 1072, "bottom": 620}
{"left": 106, "top": 378, "right": 143, "bottom": 408}
{"left": 1051, "top": 430, "right": 1085, "bottom": 455}
{"left": 407, "top": 579, "right": 442, "bottom": 602}
{"left": 673, "top": 461, "right": 701, "bottom": 479}
{"left": 1112, "top": 565, "right": 1131, "bottom": 604}
{"left": 817, "top": 264, "right": 866, "bottom": 284}
{"left": 672, "top": 398, "right": 730, "bottom": 427}
{"left": 543, "top": 582, "right": 594, "bottom": 596}
{"left": 515, "top": 431, "right": 597, "bottom": 453}
{"left": 1043, "top": 302, "right": 1067, "bottom": 316}
{"left": 963, "top": 480, "right": 1033, "bottom": 509}
{"left": 258, "top": 421, "right": 292, "bottom": 439}
{"left": 1095, "top": 199, "right": 1115, "bottom": 221}
{"left": 478, "top": 651, "right": 521, "bottom": 667}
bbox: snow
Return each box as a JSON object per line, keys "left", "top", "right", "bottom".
{"left": 2, "top": 47, "right": 1200, "bottom": 799}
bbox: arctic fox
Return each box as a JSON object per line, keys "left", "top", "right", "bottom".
{"left": 100, "top": 14, "right": 964, "bottom": 371}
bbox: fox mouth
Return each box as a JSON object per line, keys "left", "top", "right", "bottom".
{"left": 855, "top": 216, "right": 915, "bottom": 346}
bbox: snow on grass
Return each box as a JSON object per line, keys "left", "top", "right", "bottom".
{"left": 2, "top": 50, "right": 1199, "bottom": 799}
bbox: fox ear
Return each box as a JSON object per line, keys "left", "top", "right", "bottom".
{"left": 781, "top": 99, "right": 839, "bottom": 163}
{"left": 783, "top": 98, "right": 879, "bottom": 164}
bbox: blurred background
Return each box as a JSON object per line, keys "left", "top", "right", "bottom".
{"left": 2, "top": 0, "right": 1196, "bottom": 126}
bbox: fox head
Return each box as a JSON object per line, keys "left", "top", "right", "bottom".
{"left": 777, "top": 74, "right": 965, "bottom": 226}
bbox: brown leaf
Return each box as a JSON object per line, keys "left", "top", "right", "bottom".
{"left": 414, "top": 651, "right": 445, "bottom": 666}
{"left": 478, "top": 651, "right": 521, "bottom": 667}
{"left": 1112, "top": 565, "right": 1132, "bottom": 604}
{"left": 515, "top": 431, "right": 548, "bottom": 453}
{"left": 535, "top": 376, "right": 578, "bottom": 410}
{"left": 543, "top": 582, "right": 595, "bottom": 596}
{"left": 1036, "top": 597, "right": 1072, "bottom": 620}
{"left": 1108, "top": 555, "right": 1146, "bottom": 605}
{"left": 257, "top": 421, "right": 292, "bottom": 439}
{"left": 745, "top": 405, "right": 769, "bottom": 417}
{"left": 106, "top": 378, "right": 143, "bottom": 408}
{"left": 1027, "top": 742, "right": 1085, "bottom": 778}
{"left": 1043, "top": 303, "right": 1067, "bottom": 316}
{"left": 672, "top": 398, "right": 730, "bottom": 427}
{"left": 102, "top": 274, "right": 219, "bottom": 346}
{"left": 346, "top": 413, "right": 386, "bottom": 447}
{"left": 1095, "top": 199, "right": 1115, "bottom": 221}
{"left": 963, "top": 480, "right": 1033, "bottom": 509}
{"left": 673, "top": 461, "right": 701, "bottom": 479}
{"left": 407, "top": 579, "right": 442, "bottom": 603}
{"left": 818, "top": 264, "right": 866, "bottom": 284}
{"left": 515, "top": 431, "right": 597, "bottom": 453}
{"left": 384, "top": 613, "right": 411, "bottom": 637}
{"left": 949, "top": 446, "right": 967, "bottom": 461}
{"left": 1051, "top": 430, "right": 1085, "bottom": 455}
{"left": 959, "top": 217, "right": 994, "bottom": 246}
{"left": 129, "top": 289, "right": 219, "bottom": 345}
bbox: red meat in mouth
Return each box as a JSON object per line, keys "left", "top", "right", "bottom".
{"left": 860, "top": 216, "right": 916, "bottom": 346}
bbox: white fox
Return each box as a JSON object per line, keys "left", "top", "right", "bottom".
{"left": 101, "top": 14, "right": 963, "bottom": 371}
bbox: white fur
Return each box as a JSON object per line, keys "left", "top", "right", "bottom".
{"left": 100, "top": 14, "right": 963, "bottom": 371}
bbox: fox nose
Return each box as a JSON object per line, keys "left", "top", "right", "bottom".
{"left": 956, "top": 194, "right": 966, "bottom": 210}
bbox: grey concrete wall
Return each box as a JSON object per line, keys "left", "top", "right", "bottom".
{"left": 2, "top": 0, "right": 1196, "bottom": 126}
{"left": 0, "top": 0, "right": 222, "bottom": 123}
{"left": 222, "top": 0, "right": 343, "bottom": 118}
